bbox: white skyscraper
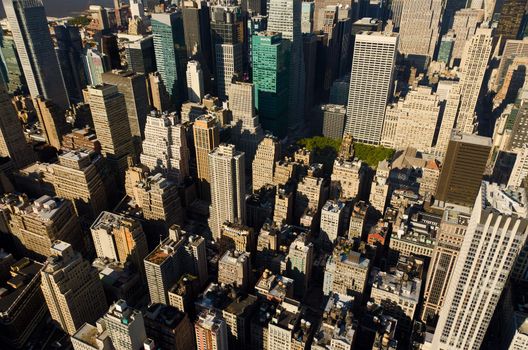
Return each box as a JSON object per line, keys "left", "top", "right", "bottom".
{"left": 398, "top": 0, "right": 442, "bottom": 64}
{"left": 345, "top": 31, "right": 398, "bottom": 144}
{"left": 456, "top": 27, "right": 493, "bottom": 134}
{"left": 140, "top": 111, "right": 190, "bottom": 183}
{"left": 268, "top": 0, "right": 305, "bottom": 131}
{"left": 186, "top": 60, "right": 204, "bottom": 103}
{"left": 432, "top": 182, "right": 528, "bottom": 349}
{"left": 3, "top": 0, "right": 69, "bottom": 108}
{"left": 208, "top": 144, "right": 246, "bottom": 240}
{"left": 130, "top": 0, "right": 144, "bottom": 19}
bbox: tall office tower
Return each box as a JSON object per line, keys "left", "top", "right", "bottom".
{"left": 449, "top": 9, "right": 484, "bottom": 65}
{"left": 0, "top": 86, "right": 34, "bottom": 168}
{"left": 33, "top": 96, "right": 68, "bottom": 150}
{"left": 3, "top": 0, "right": 69, "bottom": 109}
{"left": 381, "top": 86, "right": 441, "bottom": 152}
{"left": 102, "top": 70, "right": 149, "bottom": 150}
{"left": 301, "top": 1, "right": 314, "bottom": 33}
{"left": 397, "top": 0, "right": 442, "bottom": 66}
{"left": 421, "top": 205, "right": 471, "bottom": 323}
{"left": 281, "top": 234, "right": 314, "bottom": 296}
{"left": 496, "top": 0, "right": 525, "bottom": 43}
{"left": 91, "top": 211, "right": 148, "bottom": 271}
{"left": 0, "top": 31, "right": 25, "bottom": 93}
{"left": 329, "top": 75, "right": 350, "bottom": 106}
{"left": 303, "top": 33, "right": 317, "bottom": 118}
{"left": 124, "top": 35, "right": 156, "bottom": 75}
{"left": 54, "top": 25, "right": 86, "bottom": 103}
{"left": 195, "top": 310, "right": 228, "bottom": 350}
{"left": 436, "top": 133, "right": 491, "bottom": 207}
{"left": 369, "top": 160, "right": 391, "bottom": 214}
{"left": 322, "top": 104, "right": 347, "bottom": 139}
{"left": 85, "top": 84, "right": 135, "bottom": 187}
{"left": 88, "top": 5, "right": 110, "bottom": 31}
{"left": 437, "top": 34, "right": 455, "bottom": 64}
{"left": 323, "top": 238, "right": 371, "bottom": 298}
{"left": 193, "top": 115, "right": 220, "bottom": 201}
{"left": 210, "top": 4, "right": 244, "bottom": 99}
{"left": 433, "top": 81, "right": 461, "bottom": 159}
{"left": 229, "top": 80, "right": 264, "bottom": 166}
{"left": 252, "top": 135, "right": 281, "bottom": 192}
{"left": 295, "top": 166, "right": 327, "bottom": 221}
{"left": 151, "top": 11, "right": 187, "bottom": 107}
{"left": 128, "top": 173, "right": 184, "bottom": 230}
{"left": 268, "top": 0, "right": 306, "bottom": 131}
{"left": 182, "top": 1, "right": 212, "bottom": 84}
{"left": 456, "top": 27, "right": 493, "bottom": 134}
{"left": 100, "top": 35, "right": 121, "bottom": 70}
{"left": 187, "top": 60, "right": 205, "bottom": 103}
{"left": 208, "top": 144, "right": 246, "bottom": 240}
{"left": 41, "top": 241, "right": 107, "bottom": 336}
{"left": 83, "top": 47, "right": 109, "bottom": 86}
{"left": 320, "top": 200, "right": 346, "bottom": 244}
{"left": 345, "top": 31, "right": 398, "bottom": 144}
{"left": 144, "top": 304, "right": 196, "bottom": 350}
{"left": 432, "top": 182, "right": 528, "bottom": 349}
{"left": 252, "top": 31, "right": 290, "bottom": 137}
{"left": 144, "top": 227, "right": 208, "bottom": 304}
{"left": 147, "top": 71, "right": 171, "bottom": 112}
{"left": 3, "top": 194, "right": 83, "bottom": 260}
{"left": 313, "top": 0, "right": 353, "bottom": 32}
{"left": 218, "top": 250, "right": 251, "bottom": 290}
{"left": 130, "top": 0, "right": 144, "bottom": 19}
{"left": 52, "top": 150, "right": 109, "bottom": 219}
{"left": 140, "top": 111, "right": 190, "bottom": 183}
{"left": 104, "top": 300, "right": 147, "bottom": 350}
{"left": 247, "top": 14, "right": 268, "bottom": 75}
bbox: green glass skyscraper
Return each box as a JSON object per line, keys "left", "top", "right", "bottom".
{"left": 151, "top": 11, "right": 187, "bottom": 108}
{"left": 252, "top": 32, "right": 290, "bottom": 137}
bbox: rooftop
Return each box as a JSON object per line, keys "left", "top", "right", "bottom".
{"left": 0, "top": 256, "right": 43, "bottom": 313}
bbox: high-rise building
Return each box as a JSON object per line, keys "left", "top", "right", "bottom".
{"left": 331, "top": 158, "right": 366, "bottom": 200}
{"left": 1, "top": 194, "right": 83, "bottom": 260}
{"left": 91, "top": 211, "right": 148, "bottom": 272}
{"left": 320, "top": 200, "right": 346, "bottom": 244}
{"left": 83, "top": 47, "right": 109, "bottom": 86}
{"left": 41, "top": 241, "right": 107, "bottom": 335}
{"left": 345, "top": 31, "right": 398, "bottom": 144}
{"left": 140, "top": 111, "right": 190, "bottom": 183}
{"left": 193, "top": 115, "right": 220, "bottom": 200}
{"left": 432, "top": 182, "right": 528, "bottom": 349}
{"left": 0, "top": 31, "right": 25, "bottom": 93}
{"left": 268, "top": 0, "right": 306, "bottom": 131}
{"left": 496, "top": 0, "right": 525, "bottom": 43}
{"left": 421, "top": 204, "right": 471, "bottom": 323}
{"left": 435, "top": 133, "right": 491, "bottom": 207}
{"left": 88, "top": 5, "right": 110, "bottom": 31}
{"left": 397, "top": 0, "right": 442, "bottom": 65}
{"left": 252, "top": 31, "right": 290, "bottom": 137}
{"left": 33, "top": 96, "right": 68, "bottom": 150}
{"left": 182, "top": 0, "right": 212, "bottom": 85}
{"left": 456, "top": 27, "right": 493, "bottom": 134}
{"left": 195, "top": 310, "right": 228, "bottom": 350}
{"left": 147, "top": 71, "right": 172, "bottom": 112}
{"left": 301, "top": 1, "right": 314, "bottom": 33}
{"left": 449, "top": 8, "right": 484, "bottom": 65}
{"left": 218, "top": 250, "right": 251, "bottom": 290}
{"left": 3, "top": 0, "right": 69, "bottom": 108}
{"left": 151, "top": 11, "right": 187, "bottom": 106}
{"left": 130, "top": 0, "right": 144, "bottom": 19}
{"left": 281, "top": 234, "right": 313, "bottom": 296}
{"left": 124, "top": 35, "right": 156, "bottom": 75}
{"left": 0, "top": 85, "right": 34, "bottom": 168}
{"left": 54, "top": 24, "right": 86, "bottom": 103}
{"left": 208, "top": 144, "right": 246, "bottom": 239}
{"left": 104, "top": 300, "right": 147, "bottom": 350}
{"left": 252, "top": 135, "right": 281, "bottom": 192}
{"left": 85, "top": 84, "right": 135, "bottom": 187}
{"left": 433, "top": 81, "right": 461, "bottom": 159}
{"left": 100, "top": 34, "right": 121, "bottom": 70}
{"left": 144, "top": 303, "right": 195, "bottom": 350}
{"left": 210, "top": 4, "right": 244, "bottom": 99}
{"left": 322, "top": 104, "right": 347, "bottom": 139}
{"left": 102, "top": 70, "right": 149, "bottom": 149}
{"left": 187, "top": 60, "right": 205, "bottom": 103}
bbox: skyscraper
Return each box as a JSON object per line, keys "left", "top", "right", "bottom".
{"left": 252, "top": 31, "right": 290, "bottom": 137}
{"left": 210, "top": 3, "right": 244, "bottom": 99}
{"left": 268, "top": 0, "right": 306, "bottom": 131}
{"left": 208, "top": 144, "right": 246, "bottom": 240}
{"left": 33, "top": 96, "right": 68, "bottom": 150}
{"left": 85, "top": 84, "right": 135, "bottom": 187}
{"left": 151, "top": 11, "right": 187, "bottom": 107}
{"left": 0, "top": 85, "right": 34, "bottom": 168}
{"left": 140, "top": 111, "right": 190, "bottom": 183}
{"left": 3, "top": 0, "right": 69, "bottom": 108}
{"left": 435, "top": 133, "right": 491, "bottom": 207}
{"left": 195, "top": 310, "right": 228, "bottom": 350}
{"left": 456, "top": 27, "right": 493, "bottom": 134}
{"left": 193, "top": 115, "right": 220, "bottom": 201}
{"left": 496, "top": 0, "right": 526, "bottom": 42}
{"left": 252, "top": 135, "right": 281, "bottom": 192}
{"left": 41, "top": 241, "right": 107, "bottom": 336}
{"left": 432, "top": 182, "right": 528, "bottom": 349}
{"left": 345, "top": 31, "right": 398, "bottom": 144}
{"left": 54, "top": 24, "right": 86, "bottom": 103}
{"left": 186, "top": 60, "right": 205, "bottom": 103}
{"left": 103, "top": 300, "right": 147, "bottom": 350}
{"left": 397, "top": 0, "right": 442, "bottom": 66}
{"left": 82, "top": 46, "right": 109, "bottom": 86}
{"left": 124, "top": 35, "right": 156, "bottom": 75}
